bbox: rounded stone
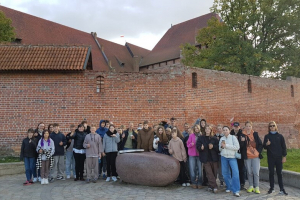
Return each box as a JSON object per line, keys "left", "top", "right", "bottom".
{"left": 116, "top": 152, "right": 180, "bottom": 186}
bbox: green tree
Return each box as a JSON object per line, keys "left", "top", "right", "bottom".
{"left": 0, "top": 10, "right": 15, "bottom": 43}
{"left": 182, "top": 0, "right": 300, "bottom": 78}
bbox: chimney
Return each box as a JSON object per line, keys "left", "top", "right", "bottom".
{"left": 133, "top": 56, "right": 139, "bottom": 72}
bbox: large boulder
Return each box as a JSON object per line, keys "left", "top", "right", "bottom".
{"left": 116, "top": 152, "right": 180, "bottom": 186}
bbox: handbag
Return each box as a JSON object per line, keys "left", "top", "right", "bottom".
{"left": 232, "top": 135, "right": 241, "bottom": 159}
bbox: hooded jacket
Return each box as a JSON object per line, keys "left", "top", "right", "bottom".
{"left": 50, "top": 131, "right": 66, "bottom": 156}
{"left": 96, "top": 120, "right": 108, "bottom": 138}
{"left": 103, "top": 130, "right": 120, "bottom": 153}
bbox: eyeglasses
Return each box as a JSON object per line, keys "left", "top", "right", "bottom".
{"left": 269, "top": 125, "right": 275, "bottom": 127}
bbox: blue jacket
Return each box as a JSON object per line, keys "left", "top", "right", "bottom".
{"left": 96, "top": 120, "right": 108, "bottom": 138}
{"left": 50, "top": 132, "right": 66, "bottom": 156}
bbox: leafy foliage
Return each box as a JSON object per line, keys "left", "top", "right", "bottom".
{"left": 0, "top": 11, "right": 15, "bottom": 43}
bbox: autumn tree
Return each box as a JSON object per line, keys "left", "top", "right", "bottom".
{"left": 0, "top": 10, "right": 15, "bottom": 43}
{"left": 181, "top": 0, "right": 300, "bottom": 78}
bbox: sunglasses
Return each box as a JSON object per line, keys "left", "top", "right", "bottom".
{"left": 269, "top": 125, "right": 275, "bottom": 127}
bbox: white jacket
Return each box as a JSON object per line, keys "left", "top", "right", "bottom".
{"left": 153, "top": 137, "right": 159, "bottom": 150}
{"left": 219, "top": 134, "right": 240, "bottom": 158}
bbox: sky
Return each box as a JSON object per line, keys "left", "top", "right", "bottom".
{"left": 0, "top": 0, "right": 214, "bottom": 50}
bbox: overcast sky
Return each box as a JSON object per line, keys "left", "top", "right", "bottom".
{"left": 0, "top": 0, "right": 214, "bottom": 50}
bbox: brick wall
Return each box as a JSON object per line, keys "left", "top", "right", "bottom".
{"left": 0, "top": 65, "right": 299, "bottom": 155}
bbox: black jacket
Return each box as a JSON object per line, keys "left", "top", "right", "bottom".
{"left": 65, "top": 132, "right": 73, "bottom": 150}
{"left": 263, "top": 132, "right": 287, "bottom": 159}
{"left": 196, "top": 135, "right": 219, "bottom": 163}
{"left": 230, "top": 129, "right": 247, "bottom": 159}
{"left": 68, "top": 130, "right": 87, "bottom": 150}
{"left": 245, "top": 131, "right": 263, "bottom": 159}
{"left": 50, "top": 132, "right": 67, "bottom": 156}
{"left": 20, "top": 137, "right": 37, "bottom": 160}
{"left": 119, "top": 129, "right": 138, "bottom": 150}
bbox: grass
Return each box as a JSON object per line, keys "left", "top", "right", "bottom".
{"left": 0, "top": 156, "right": 21, "bottom": 163}
{"left": 260, "top": 149, "right": 300, "bottom": 173}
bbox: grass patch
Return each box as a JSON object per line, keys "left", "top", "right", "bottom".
{"left": 260, "top": 149, "right": 300, "bottom": 173}
{"left": 0, "top": 156, "right": 21, "bottom": 163}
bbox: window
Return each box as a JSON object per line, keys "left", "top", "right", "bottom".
{"left": 192, "top": 72, "right": 197, "bottom": 88}
{"left": 247, "top": 79, "right": 252, "bottom": 93}
{"left": 291, "top": 85, "right": 294, "bottom": 97}
{"left": 96, "top": 76, "right": 104, "bottom": 93}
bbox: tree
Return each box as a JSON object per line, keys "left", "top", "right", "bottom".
{"left": 0, "top": 10, "right": 15, "bottom": 43}
{"left": 181, "top": 0, "right": 300, "bottom": 79}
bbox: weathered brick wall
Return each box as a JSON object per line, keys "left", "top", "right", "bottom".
{"left": 0, "top": 65, "right": 299, "bottom": 155}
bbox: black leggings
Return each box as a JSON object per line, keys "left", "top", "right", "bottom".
{"left": 268, "top": 156, "right": 284, "bottom": 190}
{"left": 73, "top": 152, "right": 86, "bottom": 179}
{"left": 106, "top": 152, "right": 118, "bottom": 177}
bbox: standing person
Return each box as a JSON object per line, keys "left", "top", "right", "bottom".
{"left": 165, "top": 127, "right": 172, "bottom": 141}
{"left": 83, "top": 125, "right": 103, "bottom": 183}
{"left": 49, "top": 123, "right": 66, "bottom": 181}
{"left": 65, "top": 124, "right": 76, "bottom": 179}
{"left": 168, "top": 129, "right": 190, "bottom": 187}
{"left": 197, "top": 125, "right": 219, "bottom": 193}
{"left": 103, "top": 125, "right": 120, "bottom": 182}
{"left": 137, "top": 121, "right": 154, "bottom": 152}
{"left": 117, "top": 127, "right": 124, "bottom": 151}
{"left": 33, "top": 122, "right": 45, "bottom": 182}
{"left": 215, "top": 124, "right": 225, "bottom": 187}
{"left": 96, "top": 119, "right": 108, "bottom": 179}
{"left": 20, "top": 128, "right": 37, "bottom": 186}
{"left": 230, "top": 122, "right": 247, "bottom": 189}
{"left": 120, "top": 122, "right": 138, "bottom": 150}
{"left": 187, "top": 125, "right": 203, "bottom": 189}
{"left": 36, "top": 130, "right": 55, "bottom": 185}
{"left": 182, "top": 123, "right": 189, "bottom": 138}
{"left": 48, "top": 124, "right": 54, "bottom": 133}
{"left": 69, "top": 124, "right": 87, "bottom": 181}
{"left": 153, "top": 126, "right": 169, "bottom": 154}
{"left": 243, "top": 121, "right": 263, "bottom": 194}
{"left": 219, "top": 126, "right": 241, "bottom": 197}
{"left": 200, "top": 119, "right": 208, "bottom": 186}
{"left": 153, "top": 124, "right": 159, "bottom": 136}
{"left": 263, "top": 121, "right": 288, "bottom": 195}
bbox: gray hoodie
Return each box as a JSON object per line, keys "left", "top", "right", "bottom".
{"left": 103, "top": 133, "right": 120, "bottom": 153}
{"left": 36, "top": 138, "right": 55, "bottom": 160}
{"left": 83, "top": 133, "right": 103, "bottom": 157}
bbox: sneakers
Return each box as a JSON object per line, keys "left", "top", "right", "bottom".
{"left": 38, "top": 177, "right": 41, "bottom": 182}
{"left": 33, "top": 177, "right": 37, "bottom": 182}
{"left": 86, "top": 179, "right": 90, "bottom": 183}
{"left": 213, "top": 188, "right": 218, "bottom": 193}
{"left": 186, "top": 183, "right": 190, "bottom": 186}
{"left": 207, "top": 187, "right": 213, "bottom": 191}
{"left": 49, "top": 177, "right": 54, "bottom": 182}
{"left": 268, "top": 188, "right": 275, "bottom": 194}
{"left": 191, "top": 184, "right": 197, "bottom": 189}
{"left": 44, "top": 178, "right": 49, "bottom": 184}
{"left": 247, "top": 186, "right": 254, "bottom": 193}
{"left": 103, "top": 173, "right": 107, "bottom": 179}
{"left": 220, "top": 181, "right": 224, "bottom": 187}
{"left": 106, "top": 177, "right": 111, "bottom": 182}
{"left": 197, "top": 185, "right": 205, "bottom": 189}
{"left": 254, "top": 187, "right": 260, "bottom": 194}
{"left": 112, "top": 176, "right": 117, "bottom": 182}
{"left": 225, "top": 190, "right": 231, "bottom": 193}
{"left": 92, "top": 179, "right": 97, "bottom": 183}
{"left": 66, "top": 175, "right": 71, "bottom": 179}
{"left": 41, "top": 178, "right": 45, "bottom": 185}
{"left": 29, "top": 179, "right": 34, "bottom": 183}
{"left": 279, "top": 189, "right": 288, "bottom": 195}
{"left": 182, "top": 183, "right": 187, "bottom": 187}
{"left": 57, "top": 176, "right": 65, "bottom": 180}
{"left": 23, "top": 181, "right": 32, "bottom": 186}
{"left": 234, "top": 193, "right": 240, "bottom": 197}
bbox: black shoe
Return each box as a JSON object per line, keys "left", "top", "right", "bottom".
{"left": 268, "top": 188, "right": 275, "bottom": 194}
{"left": 220, "top": 181, "right": 224, "bottom": 187}
{"left": 49, "top": 177, "right": 54, "bottom": 183}
{"left": 279, "top": 189, "right": 288, "bottom": 195}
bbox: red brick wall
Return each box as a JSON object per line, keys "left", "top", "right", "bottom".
{"left": 0, "top": 65, "right": 299, "bottom": 155}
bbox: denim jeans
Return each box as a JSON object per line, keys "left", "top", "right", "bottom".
{"left": 65, "top": 151, "right": 76, "bottom": 176}
{"left": 189, "top": 156, "right": 202, "bottom": 185}
{"left": 221, "top": 156, "right": 240, "bottom": 193}
{"left": 24, "top": 157, "right": 35, "bottom": 181}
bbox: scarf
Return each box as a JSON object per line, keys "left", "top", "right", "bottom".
{"left": 106, "top": 130, "right": 117, "bottom": 137}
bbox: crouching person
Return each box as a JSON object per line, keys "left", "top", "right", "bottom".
{"left": 83, "top": 125, "right": 103, "bottom": 183}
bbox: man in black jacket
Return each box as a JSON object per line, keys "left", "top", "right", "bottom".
{"left": 120, "top": 122, "right": 138, "bottom": 150}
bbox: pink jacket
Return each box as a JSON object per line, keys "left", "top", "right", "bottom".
{"left": 187, "top": 133, "right": 199, "bottom": 156}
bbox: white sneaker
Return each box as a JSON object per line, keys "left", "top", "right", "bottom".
{"left": 41, "top": 178, "right": 44, "bottom": 185}
{"left": 106, "top": 177, "right": 111, "bottom": 182}
{"left": 38, "top": 177, "right": 41, "bottom": 182}
{"left": 234, "top": 193, "right": 240, "bottom": 197}
{"left": 44, "top": 178, "right": 49, "bottom": 184}
{"left": 226, "top": 190, "right": 231, "bottom": 193}
{"left": 33, "top": 177, "right": 37, "bottom": 182}
{"left": 112, "top": 176, "right": 117, "bottom": 182}
{"left": 66, "top": 175, "right": 70, "bottom": 179}
{"left": 182, "top": 183, "right": 187, "bottom": 187}
{"left": 186, "top": 183, "right": 190, "bottom": 186}
{"left": 74, "top": 175, "right": 76, "bottom": 179}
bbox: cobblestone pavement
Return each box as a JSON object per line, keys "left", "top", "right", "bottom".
{"left": 0, "top": 174, "right": 299, "bottom": 200}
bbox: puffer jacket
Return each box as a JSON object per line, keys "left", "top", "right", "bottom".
{"left": 103, "top": 131, "right": 120, "bottom": 153}
{"left": 68, "top": 130, "right": 87, "bottom": 150}
{"left": 219, "top": 134, "right": 240, "bottom": 158}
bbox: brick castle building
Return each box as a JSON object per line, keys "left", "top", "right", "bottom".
{"left": 0, "top": 6, "right": 299, "bottom": 155}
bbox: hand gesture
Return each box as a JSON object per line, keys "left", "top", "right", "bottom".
{"left": 29, "top": 139, "right": 32, "bottom": 143}
{"left": 112, "top": 134, "right": 116, "bottom": 137}
{"left": 209, "top": 143, "right": 213, "bottom": 149}
{"left": 59, "top": 141, "right": 63, "bottom": 146}
{"left": 99, "top": 153, "right": 102, "bottom": 159}
{"left": 201, "top": 144, "right": 204, "bottom": 150}
{"left": 122, "top": 133, "right": 125, "bottom": 138}
{"left": 221, "top": 141, "right": 226, "bottom": 148}
{"left": 282, "top": 157, "right": 286, "bottom": 163}
{"left": 241, "top": 137, "right": 245, "bottom": 142}
{"left": 266, "top": 139, "right": 271, "bottom": 146}
{"left": 69, "top": 139, "right": 72, "bottom": 143}
{"left": 191, "top": 142, "right": 194, "bottom": 146}
{"left": 34, "top": 133, "right": 38, "bottom": 137}
{"left": 102, "top": 152, "right": 106, "bottom": 157}
{"left": 86, "top": 144, "right": 90, "bottom": 148}
{"left": 131, "top": 135, "right": 135, "bottom": 140}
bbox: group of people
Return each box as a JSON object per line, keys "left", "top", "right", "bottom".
{"left": 19, "top": 117, "right": 288, "bottom": 197}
